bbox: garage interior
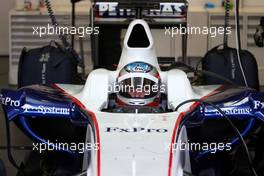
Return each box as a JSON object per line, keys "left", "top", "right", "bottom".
{"left": 0, "top": 0, "right": 264, "bottom": 176}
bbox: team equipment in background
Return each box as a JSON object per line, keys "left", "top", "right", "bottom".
{"left": 44, "top": 0, "right": 85, "bottom": 74}
{"left": 202, "top": 0, "right": 259, "bottom": 90}
{"left": 18, "top": 42, "right": 78, "bottom": 88}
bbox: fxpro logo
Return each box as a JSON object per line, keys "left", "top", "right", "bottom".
{"left": 253, "top": 101, "right": 264, "bottom": 109}
{"left": 0, "top": 94, "right": 20, "bottom": 107}
{"left": 106, "top": 127, "right": 168, "bottom": 133}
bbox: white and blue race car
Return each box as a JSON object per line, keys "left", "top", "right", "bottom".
{"left": 1, "top": 19, "right": 264, "bottom": 176}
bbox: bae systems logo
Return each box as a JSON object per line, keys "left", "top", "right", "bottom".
{"left": 106, "top": 127, "right": 168, "bottom": 133}
{"left": 22, "top": 104, "right": 70, "bottom": 115}
{"left": 204, "top": 107, "right": 251, "bottom": 115}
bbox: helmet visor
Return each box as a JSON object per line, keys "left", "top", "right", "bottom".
{"left": 119, "top": 77, "right": 159, "bottom": 99}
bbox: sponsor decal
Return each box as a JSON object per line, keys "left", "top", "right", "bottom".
{"left": 22, "top": 104, "right": 70, "bottom": 115}
{"left": 39, "top": 52, "right": 50, "bottom": 85}
{"left": 0, "top": 94, "right": 20, "bottom": 107}
{"left": 96, "top": 2, "right": 186, "bottom": 17}
{"left": 125, "top": 62, "right": 152, "bottom": 73}
{"left": 253, "top": 100, "right": 264, "bottom": 109}
{"left": 203, "top": 107, "right": 251, "bottom": 115}
{"left": 106, "top": 127, "right": 168, "bottom": 133}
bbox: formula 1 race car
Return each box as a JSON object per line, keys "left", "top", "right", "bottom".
{"left": 2, "top": 19, "right": 264, "bottom": 176}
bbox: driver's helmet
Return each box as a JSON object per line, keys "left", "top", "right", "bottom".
{"left": 117, "top": 62, "right": 161, "bottom": 106}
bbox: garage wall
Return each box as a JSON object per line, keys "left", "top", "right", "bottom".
{"left": 189, "top": 0, "right": 264, "bottom": 7}
{"left": 0, "top": 0, "right": 15, "bottom": 55}
{"left": 189, "top": 0, "right": 222, "bottom": 6}
{"left": 244, "top": 0, "right": 264, "bottom": 7}
{"left": 2, "top": 0, "right": 264, "bottom": 56}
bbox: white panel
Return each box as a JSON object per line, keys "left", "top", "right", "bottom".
{"left": 16, "top": 0, "right": 91, "bottom": 9}
{"left": 152, "top": 29, "right": 172, "bottom": 57}
{"left": 243, "top": 0, "right": 264, "bottom": 7}
{"left": 187, "top": 11, "right": 208, "bottom": 57}
{"left": 189, "top": 0, "right": 222, "bottom": 7}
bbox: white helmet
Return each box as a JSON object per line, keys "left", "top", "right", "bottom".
{"left": 117, "top": 62, "right": 161, "bottom": 106}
